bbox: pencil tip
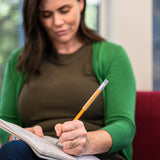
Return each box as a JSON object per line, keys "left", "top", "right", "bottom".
{"left": 56, "top": 140, "right": 59, "bottom": 145}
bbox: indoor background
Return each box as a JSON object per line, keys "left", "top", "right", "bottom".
{"left": 0, "top": 0, "right": 159, "bottom": 93}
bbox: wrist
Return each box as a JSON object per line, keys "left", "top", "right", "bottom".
{"left": 86, "top": 132, "right": 96, "bottom": 155}
{"left": 8, "top": 134, "right": 14, "bottom": 142}
{"left": 14, "top": 136, "right": 17, "bottom": 140}
{"left": 86, "top": 130, "right": 113, "bottom": 155}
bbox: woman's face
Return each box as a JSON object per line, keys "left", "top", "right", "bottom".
{"left": 39, "top": 0, "right": 84, "bottom": 46}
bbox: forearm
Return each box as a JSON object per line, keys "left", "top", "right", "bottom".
{"left": 86, "top": 130, "right": 112, "bottom": 155}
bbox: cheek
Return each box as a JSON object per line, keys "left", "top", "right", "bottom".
{"left": 68, "top": 11, "right": 81, "bottom": 28}
{"left": 40, "top": 19, "right": 53, "bottom": 30}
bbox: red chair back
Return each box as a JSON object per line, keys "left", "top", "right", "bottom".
{"left": 133, "top": 91, "right": 160, "bottom": 160}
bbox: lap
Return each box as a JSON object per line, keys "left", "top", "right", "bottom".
{"left": 96, "top": 152, "right": 126, "bottom": 160}
{"left": 0, "top": 140, "right": 45, "bottom": 160}
{"left": 0, "top": 140, "right": 126, "bottom": 160}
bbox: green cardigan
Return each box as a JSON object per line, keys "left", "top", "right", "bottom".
{"left": 0, "top": 41, "right": 136, "bottom": 160}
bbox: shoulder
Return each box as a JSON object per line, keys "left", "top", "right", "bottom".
{"left": 92, "top": 40, "right": 129, "bottom": 64}
{"left": 93, "top": 40, "right": 121, "bottom": 48}
{"left": 92, "top": 41, "right": 133, "bottom": 80}
{"left": 6, "top": 47, "right": 24, "bottom": 73}
{"left": 93, "top": 40, "right": 126, "bottom": 56}
{"left": 5, "top": 47, "right": 24, "bottom": 78}
{"left": 9, "top": 47, "right": 23, "bottom": 64}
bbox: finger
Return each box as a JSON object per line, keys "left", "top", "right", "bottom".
{"left": 25, "top": 126, "right": 44, "bottom": 137}
{"left": 60, "top": 125, "right": 87, "bottom": 142}
{"left": 62, "top": 120, "right": 84, "bottom": 132}
{"left": 63, "top": 139, "right": 78, "bottom": 149}
{"left": 60, "top": 130, "right": 79, "bottom": 142}
{"left": 33, "top": 125, "right": 44, "bottom": 137}
{"left": 55, "top": 123, "right": 63, "bottom": 137}
{"left": 63, "top": 138, "right": 86, "bottom": 156}
{"left": 25, "top": 127, "right": 34, "bottom": 133}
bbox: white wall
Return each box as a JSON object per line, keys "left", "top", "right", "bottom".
{"left": 99, "top": 0, "right": 153, "bottom": 91}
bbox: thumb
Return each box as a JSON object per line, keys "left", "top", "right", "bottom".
{"left": 33, "top": 125, "right": 44, "bottom": 137}
{"left": 55, "top": 123, "right": 63, "bottom": 137}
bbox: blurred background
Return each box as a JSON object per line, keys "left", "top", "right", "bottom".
{"left": 0, "top": 0, "right": 159, "bottom": 93}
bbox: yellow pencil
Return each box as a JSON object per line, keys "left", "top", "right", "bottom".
{"left": 74, "top": 79, "right": 109, "bottom": 120}
{"left": 56, "top": 79, "right": 109, "bottom": 145}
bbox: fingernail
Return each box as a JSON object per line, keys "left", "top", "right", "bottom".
{"left": 56, "top": 129, "right": 59, "bottom": 135}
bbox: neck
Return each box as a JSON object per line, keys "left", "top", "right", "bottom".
{"left": 53, "top": 38, "right": 84, "bottom": 55}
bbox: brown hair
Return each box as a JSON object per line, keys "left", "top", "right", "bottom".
{"left": 17, "top": 0, "right": 104, "bottom": 80}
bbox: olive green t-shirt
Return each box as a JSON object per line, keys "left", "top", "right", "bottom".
{"left": 17, "top": 44, "right": 104, "bottom": 137}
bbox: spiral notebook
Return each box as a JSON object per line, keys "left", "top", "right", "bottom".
{"left": 0, "top": 119, "right": 99, "bottom": 160}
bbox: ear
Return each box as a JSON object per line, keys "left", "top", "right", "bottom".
{"left": 79, "top": 0, "right": 84, "bottom": 12}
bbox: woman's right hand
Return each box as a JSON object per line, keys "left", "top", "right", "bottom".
{"left": 8, "top": 125, "right": 44, "bottom": 141}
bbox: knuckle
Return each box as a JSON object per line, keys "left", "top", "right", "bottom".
{"left": 36, "top": 125, "right": 41, "bottom": 128}
{"left": 60, "top": 133, "right": 66, "bottom": 140}
{"left": 79, "top": 130, "right": 87, "bottom": 137}
{"left": 80, "top": 138, "right": 86, "bottom": 145}
{"left": 74, "top": 120, "right": 83, "bottom": 126}
{"left": 62, "top": 141, "right": 68, "bottom": 149}
{"left": 78, "top": 120, "right": 84, "bottom": 126}
{"left": 62, "top": 121, "right": 71, "bottom": 131}
{"left": 33, "top": 125, "right": 39, "bottom": 130}
{"left": 63, "top": 121, "right": 71, "bottom": 126}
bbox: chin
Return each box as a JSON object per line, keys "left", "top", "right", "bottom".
{"left": 57, "top": 37, "right": 74, "bottom": 43}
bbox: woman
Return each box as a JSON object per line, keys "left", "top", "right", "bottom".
{"left": 0, "top": 0, "right": 136, "bottom": 159}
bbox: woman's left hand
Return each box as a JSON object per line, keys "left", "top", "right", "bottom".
{"left": 55, "top": 120, "right": 91, "bottom": 156}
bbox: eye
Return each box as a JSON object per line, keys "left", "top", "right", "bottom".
{"left": 61, "top": 9, "right": 69, "bottom": 14}
{"left": 40, "top": 11, "right": 52, "bottom": 18}
{"left": 60, "top": 6, "right": 71, "bottom": 14}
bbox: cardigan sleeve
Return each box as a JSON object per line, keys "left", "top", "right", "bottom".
{"left": 0, "top": 48, "right": 23, "bottom": 144}
{"left": 93, "top": 41, "right": 136, "bottom": 159}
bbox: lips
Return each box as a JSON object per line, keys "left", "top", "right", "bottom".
{"left": 56, "top": 29, "right": 68, "bottom": 36}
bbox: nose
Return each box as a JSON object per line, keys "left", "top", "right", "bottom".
{"left": 53, "top": 13, "right": 64, "bottom": 26}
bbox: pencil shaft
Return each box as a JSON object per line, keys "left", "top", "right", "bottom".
{"left": 73, "top": 79, "right": 109, "bottom": 120}
{"left": 74, "top": 108, "right": 85, "bottom": 120}
{"left": 74, "top": 89, "right": 101, "bottom": 120}
{"left": 83, "top": 89, "right": 101, "bottom": 111}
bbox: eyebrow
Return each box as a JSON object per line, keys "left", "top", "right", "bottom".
{"left": 39, "top": 10, "right": 50, "bottom": 13}
{"left": 39, "top": 4, "right": 72, "bottom": 12}
{"left": 59, "top": 5, "right": 72, "bottom": 9}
